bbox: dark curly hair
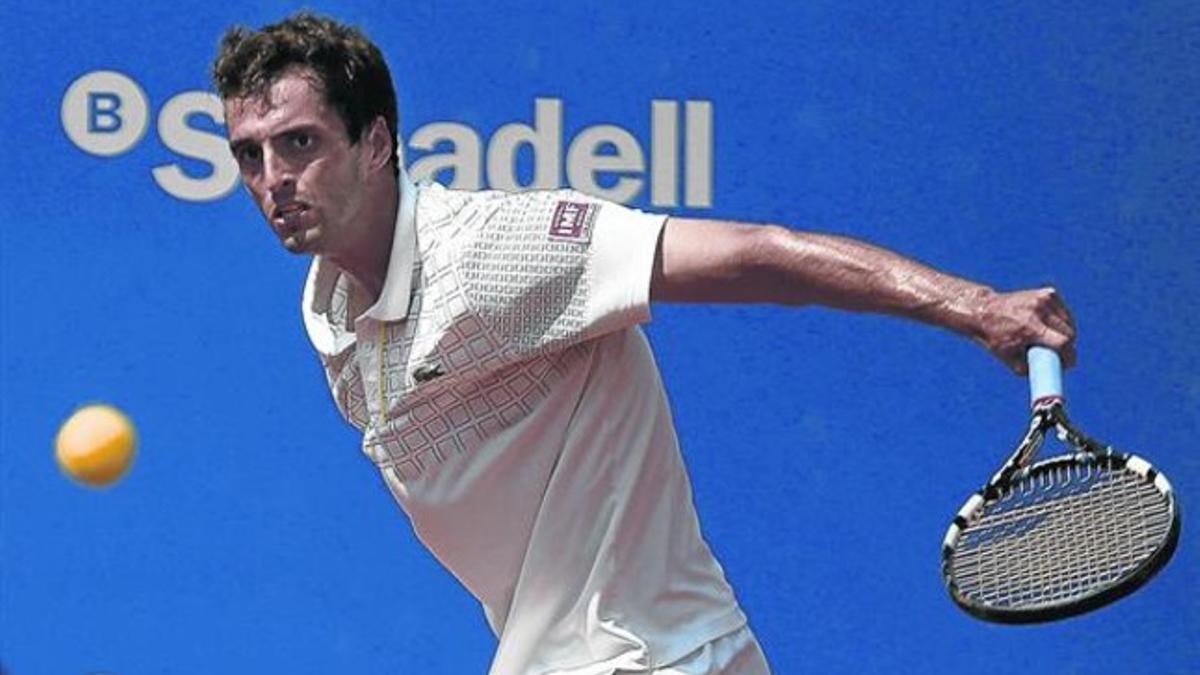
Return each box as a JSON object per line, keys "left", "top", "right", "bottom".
{"left": 212, "top": 12, "right": 399, "bottom": 176}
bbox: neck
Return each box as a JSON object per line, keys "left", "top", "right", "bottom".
{"left": 328, "top": 177, "right": 400, "bottom": 313}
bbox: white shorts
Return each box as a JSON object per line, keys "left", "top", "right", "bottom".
{"left": 629, "top": 625, "right": 772, "bottom": 675}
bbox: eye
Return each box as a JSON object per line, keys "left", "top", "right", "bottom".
{"left": 234, "top": 145, "right": 261, "bottom": 165}
{"left": 290, "top": 131, "right": 314, "bottom": 150}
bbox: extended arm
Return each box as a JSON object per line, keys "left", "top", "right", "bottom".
{"left": 650, "top": 217, "right": 1076, "bottom": 374}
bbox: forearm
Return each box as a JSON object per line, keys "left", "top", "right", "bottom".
{"left": 653, "top": 219, "right": 993, "bottom": 338}
{"left": 652, "top": 217, "right": 1076, "bottom": 373}
{"left": 750, "top": 226, "right": 994, "bottom": 339}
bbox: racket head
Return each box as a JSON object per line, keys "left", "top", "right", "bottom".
{"left": 942, "top": 449, "right": 1181, "bottom": 623}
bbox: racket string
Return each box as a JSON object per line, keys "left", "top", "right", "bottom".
{"left": 951, "top": 467, "right": 1172, "bottom": 609}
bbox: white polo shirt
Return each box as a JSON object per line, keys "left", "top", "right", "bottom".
{"left": 302, "top": 172, "right": 746, "bottom": 674}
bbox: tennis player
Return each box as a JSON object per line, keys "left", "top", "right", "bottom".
{"left": 213, "top": 12, "right": 1075, "bottom": 674}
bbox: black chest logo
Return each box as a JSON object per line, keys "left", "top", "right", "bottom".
{"left": 412, "top": 363, "right": 446, "bottom": 384}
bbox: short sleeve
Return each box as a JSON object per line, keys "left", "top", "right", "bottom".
{"left": 455, "top": 189, "right": 666, "bottom": 354}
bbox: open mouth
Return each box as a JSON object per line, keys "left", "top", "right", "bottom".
{"left": 272, "top": 203, "right": 309, "bottom": 234}
{"left": 273, "top": 203, "right": 308, "bottom": 220}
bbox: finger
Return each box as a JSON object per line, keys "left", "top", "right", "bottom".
{"left": 1001, "top": 342, "right": 1029, "bottom": 375}
{"left": 1047, "top": 288, "right": 1070, "bottom": 315}
{"left": 1044, "top": 290, "right": 1077, "bottom": 368}
{"left": 1044, "top": 287, "right": 1076, "bottom": 328}
{"left": 1031, "top": 325, "right": 1077, "bottom": 371}
{"left": 1059, "top": 341, "right": 1078, "bottom": 369}
{"left": 1034, "top": 285, "right": 1062, "bottom": 306}
{"left": 1036, "top": 305, "right": 1075, "bottom": 339}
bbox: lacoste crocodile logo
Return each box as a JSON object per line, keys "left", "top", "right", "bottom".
{"left": 412, "top": 363, "right": 446, "bottom": 384}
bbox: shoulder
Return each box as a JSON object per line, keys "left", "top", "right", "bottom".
{"left": 413, "top": 183, "right": 660, "bottom": 257}
{"left": 417, "top": 182, "right": 609, "bottom": 225}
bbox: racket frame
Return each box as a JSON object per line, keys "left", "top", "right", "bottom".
{"left": 941, "top": 400, "right": 1181, "bottom": 623}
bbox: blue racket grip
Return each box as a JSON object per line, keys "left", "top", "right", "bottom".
{"left": 1027, "top": 346, "right": 1063, "bottom": 406}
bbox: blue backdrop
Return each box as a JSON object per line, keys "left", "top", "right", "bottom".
{"left": 2, "top": 1, "right": 1197, "bottom": 673}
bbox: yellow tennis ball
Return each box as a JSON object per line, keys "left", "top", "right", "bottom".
{"left": 55, "top": 403, "right": 137, "bottom": 487}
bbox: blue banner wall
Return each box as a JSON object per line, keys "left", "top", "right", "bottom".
{"left": 3, "top": 2, "right": 1197, "bottom": 673}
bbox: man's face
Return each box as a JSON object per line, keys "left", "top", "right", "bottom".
{"left": 224, "top": 69, "right": 369, "bottom": 256}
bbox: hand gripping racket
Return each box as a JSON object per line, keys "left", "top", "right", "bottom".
{"left": 941, "top": 347, "right": 1181, "bottom": 623}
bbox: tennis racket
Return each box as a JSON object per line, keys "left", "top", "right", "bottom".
{"left": 941, "top": 346, "right": 1180, "bottom": 623}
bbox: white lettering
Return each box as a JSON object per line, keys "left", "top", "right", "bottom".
{"left": 408, "top": 122, "right": 483, "bottom": 189}
{"left": 61, "top": 70, "right": 149, "bottom": 156}
{"left": 651, "top": 100, "right": 679, "bottom": 207}
{"left": 62, "top": 71, "right": 717, "bottom": 208}
{"left": 685, "top": 101, "right": 713, "bottom": 208}
{"left": 566, "top": 125, "right": 645, "bottom": 203}
{"left": 487, "top": 98, "right": 563, "bottom": 191}
{"left": 152, "top": 92, "right": 239, "bottom": 202}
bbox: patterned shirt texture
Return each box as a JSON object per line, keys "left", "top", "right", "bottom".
{"left": 302, "top": 174, "right": 747, "bottom": 674}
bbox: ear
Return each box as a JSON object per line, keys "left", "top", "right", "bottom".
{"left": 361, "top": 116, "right": 394, "bottom": 175}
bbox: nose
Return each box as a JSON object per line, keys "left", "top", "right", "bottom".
{"left": 262, "top": 147, "right": 296, "bottom": 199}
